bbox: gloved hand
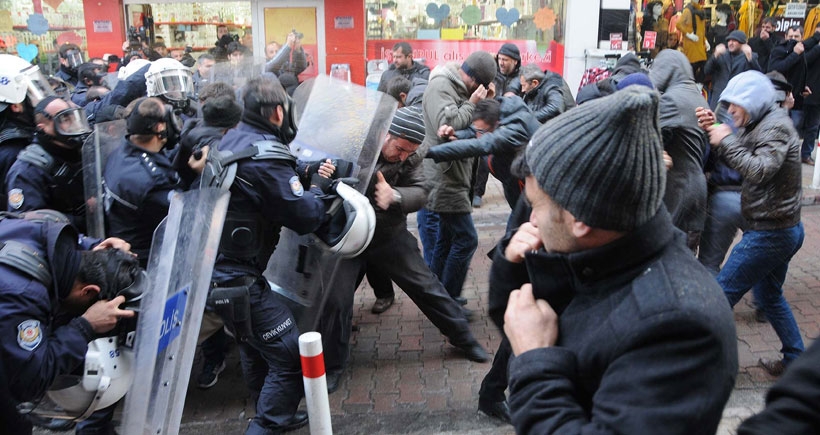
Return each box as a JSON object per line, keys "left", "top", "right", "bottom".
{"left": 686, "top": 33, "right": 699, "bottom": 42}
{"left": 310, "top": 172, "right": 334, "bottom": 194}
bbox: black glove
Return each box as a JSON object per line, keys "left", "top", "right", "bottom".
{"left": 310, "top": 172, "right": 334, "bottom": 194}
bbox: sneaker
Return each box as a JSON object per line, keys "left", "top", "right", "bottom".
{"left": 197, "top": 359, "right": 226, "bottom": 389}
{"left": 371, "top": 296, "right": 394, "bottom": 314}
{"left": 758, "top": 358, "right": 785, "bottom": 377}
{"left": 472, "top": 195, "right": 483, "bottom": 208}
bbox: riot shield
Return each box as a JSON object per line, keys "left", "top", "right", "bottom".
{"left": 207, "top": 57, "right": 269, "bottom": 93}
{"left": 82, "top": 120, "right": 127, "bottom": 239}
{"left": 120, "top": 188, "right": 229, "bottom": 435}
{"left": 265, "top": 75, "right": 397, "bottom": 332}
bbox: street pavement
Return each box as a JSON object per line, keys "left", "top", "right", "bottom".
{"left": 36, "top": 165, "right": 820, "bottom": 435}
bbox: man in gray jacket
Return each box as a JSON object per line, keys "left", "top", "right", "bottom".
{"left": 418, "top": 51, "right": 496, "bottom": 302}
{"left": 698, "top": 70, "right": 805, "bottom": 377}
{"left": 704, "top": 30, "right": 761, "bottom": 109}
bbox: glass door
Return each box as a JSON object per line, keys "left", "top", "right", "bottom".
{"left": 254, "top": 1, "right": 324, "bottom": 84}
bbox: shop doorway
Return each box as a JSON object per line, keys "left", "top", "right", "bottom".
{"left": 255, "top": 1, "right": 324, "bottom": 83}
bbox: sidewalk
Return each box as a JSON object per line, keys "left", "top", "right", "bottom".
{"left": 36, "top": 166, "right": 820, "bottom": 435}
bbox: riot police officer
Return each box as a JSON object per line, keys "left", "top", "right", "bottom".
{"left": 5, "top": 96, "right": 92, "bottom": 233}
{"left": 0, "top": 210, "right": 136, "bottom": 434}
{"left": 204, "top": 75, "right": 334, "bottom": 434}
{"left": 55, "top": 43, "right": 84, "bottom": 87}
{"left": 104, "top": 97, "right": 188, "bottom": 265}
{"left": 0, "top": 54, "right": 55, "bottom": 206}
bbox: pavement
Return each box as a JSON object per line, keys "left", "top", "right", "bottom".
{"left": 35, "top": 164, "right": 820, "bottom": 435}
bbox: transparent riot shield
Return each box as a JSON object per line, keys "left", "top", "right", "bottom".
{"left": 82, "top": 120, "right": 127, "bottom": 239}
{"left": 207, "top": 57, "right": 269, "bottom": 93}
{"left": 265, "top": 75, "right": 397, "bottom": 332}
{"left": 120, "top": 188, "right": 229, "bottom": 435}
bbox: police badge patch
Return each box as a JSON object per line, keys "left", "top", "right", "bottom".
{"left": 17, "top": 319, "right": 42, "bottom": 351}
{"left": 8, "top": 188, "right": 24, "bottom": 210}
{"left": 289, "top": 176, "right": 304, "bottom": 197}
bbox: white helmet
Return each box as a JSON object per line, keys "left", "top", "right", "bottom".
{"left": 0, "top": 54, "right": 54, "bottom": 111}
{"left": 45, "top": 336, "right": 134, "bottom": 419}
{"left": 312, "top": 181, "right": 376, "bottom": 258}
{"left": 145, "top": 57, "right": 193, "bottom": 103}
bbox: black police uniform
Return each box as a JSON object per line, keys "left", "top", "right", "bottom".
{"left": 5, "top": 140, "right": 87, "bottom": 233}
{"left": 0, "top": 119, "right": 34, "bottom": 206}
{"left": 211, "top": 121, "right": 327, "bottom": 434}
{"left": 55, "top": 67, "right": 79, "bottom": 88}
{"left": 104, "top": 139, "right": 183, "bottom": 265}
{"left": 0, "top": 213, "right": 98, "bottom": 433}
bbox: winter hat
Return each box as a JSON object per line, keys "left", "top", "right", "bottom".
{"left": 726, "top": 30, "right": 747, "bottom": 44}
{"left": 388, "top": 105, "right": 425, "bottom": 144}
{"left": 202, "top": 95, "right": 242, "bottom": 128}
{"left": 525, "top": 86, "right": 665, "bottom": 231}
{"left": 497, "top": 43, "right": 521, "bottom": 63}
{"left": 461, "top": 51, "right": 496, "bottom": 87}
{"left": 616, "top": 72, "right": 655, "bottom": 90}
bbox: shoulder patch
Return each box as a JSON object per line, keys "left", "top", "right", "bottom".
{"left": 17, "top": 319, "right": 42, "bottom": 351}
{"left": 8, "top": 188, "right": 23, "bottom": 210}
{"left": 289, "top": 176, "right": 304, "bottom": 197}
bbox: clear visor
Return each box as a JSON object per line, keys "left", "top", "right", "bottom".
{"left": 152, "top": 70, "right": 193, "bottom": 101}
{"left": 53, "top": 108, "right": 92, "bottom": 136}
{"left": 22, "top": 65, "right": 55, "bottom": 106}
{"left": 65, "top": 50, "right": 84, "bottom": 68}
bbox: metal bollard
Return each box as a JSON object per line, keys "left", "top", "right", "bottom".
{"left": 299, "top": 331, "right": 332, "bottom": 434}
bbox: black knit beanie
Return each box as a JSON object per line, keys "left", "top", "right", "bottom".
{"left": 202, "top": 95, "right": 242, "bottom": 129}
{"left": 497, "top": 43, "right": 521, "bottom": 62}
{"left": 525, "top": 86, "right": 665, "bottom": 231}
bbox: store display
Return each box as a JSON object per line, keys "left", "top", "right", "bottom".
{"left": 146, "top": 2, "right": 252, "bottom": 51}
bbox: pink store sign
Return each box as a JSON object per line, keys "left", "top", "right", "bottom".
{"left": 366, "top": 39, "right": 565, "bottom": 75}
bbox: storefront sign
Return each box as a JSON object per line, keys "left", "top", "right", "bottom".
{"left": 93, "top": 20, "right": 113, "bottom": 33}
{"left": 334, "top": 16, "right": 354, "bottom": 29}
{"left": 784, "top": 3, "right": 807, "bottom": 19}
{"left": 610, "top": 33, "right": 623, "bottom": 50}
{"left": 366, "top": 39, "right": 565, "bottom": 75}
{"left": 643, "top": 31, "right": 657, "bottom": 49}
{"left": 773, "top": 17, "right": 805, "bottom": 33}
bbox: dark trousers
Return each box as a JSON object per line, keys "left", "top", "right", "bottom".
{"left": 473, "top": 156, "right": 489, "bottom": 198}
{"left": 321, "top": 224, "right": 476, "bottom": 373}
{"left": 365, "top": 262, "right": 394, "bottom": 300}
{"left": 479, "top": 337, "right": 512, "bottom": 402}
{"left": 236, "top": 280, "right": 304, "bottom": 434}
{"left": 201, "top": 326, "right": 230, "bottom": 364}
{"left": 430, "top": 212, "right": 478, "bottom": 299}
{"left": 800, "top": 103, "right": 820, "bottom": 159}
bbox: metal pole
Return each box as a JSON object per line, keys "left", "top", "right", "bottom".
{"left": 299, "top": 331, "right": 332, "bottom": 435}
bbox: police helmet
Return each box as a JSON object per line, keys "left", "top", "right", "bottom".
{"left": 0, "top": 54, "right": 54, "bottom": 111}
{"left": 312, "top": 182, "right": 376, "bottom": 258}
{"left": 145, "top": 58, "right": 193, "bottom": 104}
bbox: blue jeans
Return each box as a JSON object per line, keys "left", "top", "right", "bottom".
{"left": 698, "top": 190, "right": 746, "bottom": 275}
{"left": 416, "top": 208, "right": 440, "bottom": 267}
{"left": 430, "top": 212, "right": 478, "bottom": 299}
{"left": 718, "top": 223, "right": 805, "bottom": 363}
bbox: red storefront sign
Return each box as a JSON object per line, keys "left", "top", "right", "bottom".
{"left": 366, "top": 39, "right": 565, "bottom": 75}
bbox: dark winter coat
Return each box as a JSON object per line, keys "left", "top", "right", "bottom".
{"left": 649, "top": 50, "right": 709, "bottom": 233}
{"left": 704, "top": 50, "right": 761, "bottom": 109}
{"left": 377, "top": 61, "right": 430, "bottom": 93}
{"left": 500, "top": 209, "right": 739, "bottom": 434}
{"left": 522, "top": 71, "right": 575, "bottom": 123}
{"left": 768, "top": 37, "right": 820, "bottom": 110}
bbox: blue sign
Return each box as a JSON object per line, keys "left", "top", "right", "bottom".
{"left": 157, "top": 286, "right": 189, "bottom": 354}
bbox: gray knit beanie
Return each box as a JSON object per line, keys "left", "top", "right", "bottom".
{"left": 388, "top": 105, "right": 425, "bottom": 144}
{"left": 525, "top": 86, "right": 665, "bottom": 231}
{"left": 461, "top": 51, "right": 496, "bottom": 87}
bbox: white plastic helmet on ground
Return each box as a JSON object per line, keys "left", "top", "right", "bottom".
{"left": 312, "top": 181, "right": 376, "bottom": 258}
{"left": 145, "top": 57, "right": 193, "bottom": 103}
{"left": 46, "top": 336, "right": 134, "bottom": 419}
{"left": 0, "top": 54, "right": 54, "bottom": 111}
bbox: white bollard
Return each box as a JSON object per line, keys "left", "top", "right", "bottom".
{"left": 812, "top": 139, "right": 820, "bottom": 190}
{"left": 299, "top": 331, "right": 332, "bottom": 435}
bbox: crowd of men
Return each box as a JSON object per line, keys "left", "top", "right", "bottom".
{"left": 0, "top": 20, "right": 818, "bottom": 435}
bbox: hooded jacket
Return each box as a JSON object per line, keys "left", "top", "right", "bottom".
{"left": 716, "top": 71, "right": 802, "bottom": 230}
{"left": 377, "top": 60, "right": 431, "bottom": 93}
{"left": 421, "top": 63, "right": 477, "bottom": 213}
{"left": 522, "top": 71, "right": 575, "bottom": 123}
{"left": 649, "top": 50, "right": 710, "bottom": 233}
